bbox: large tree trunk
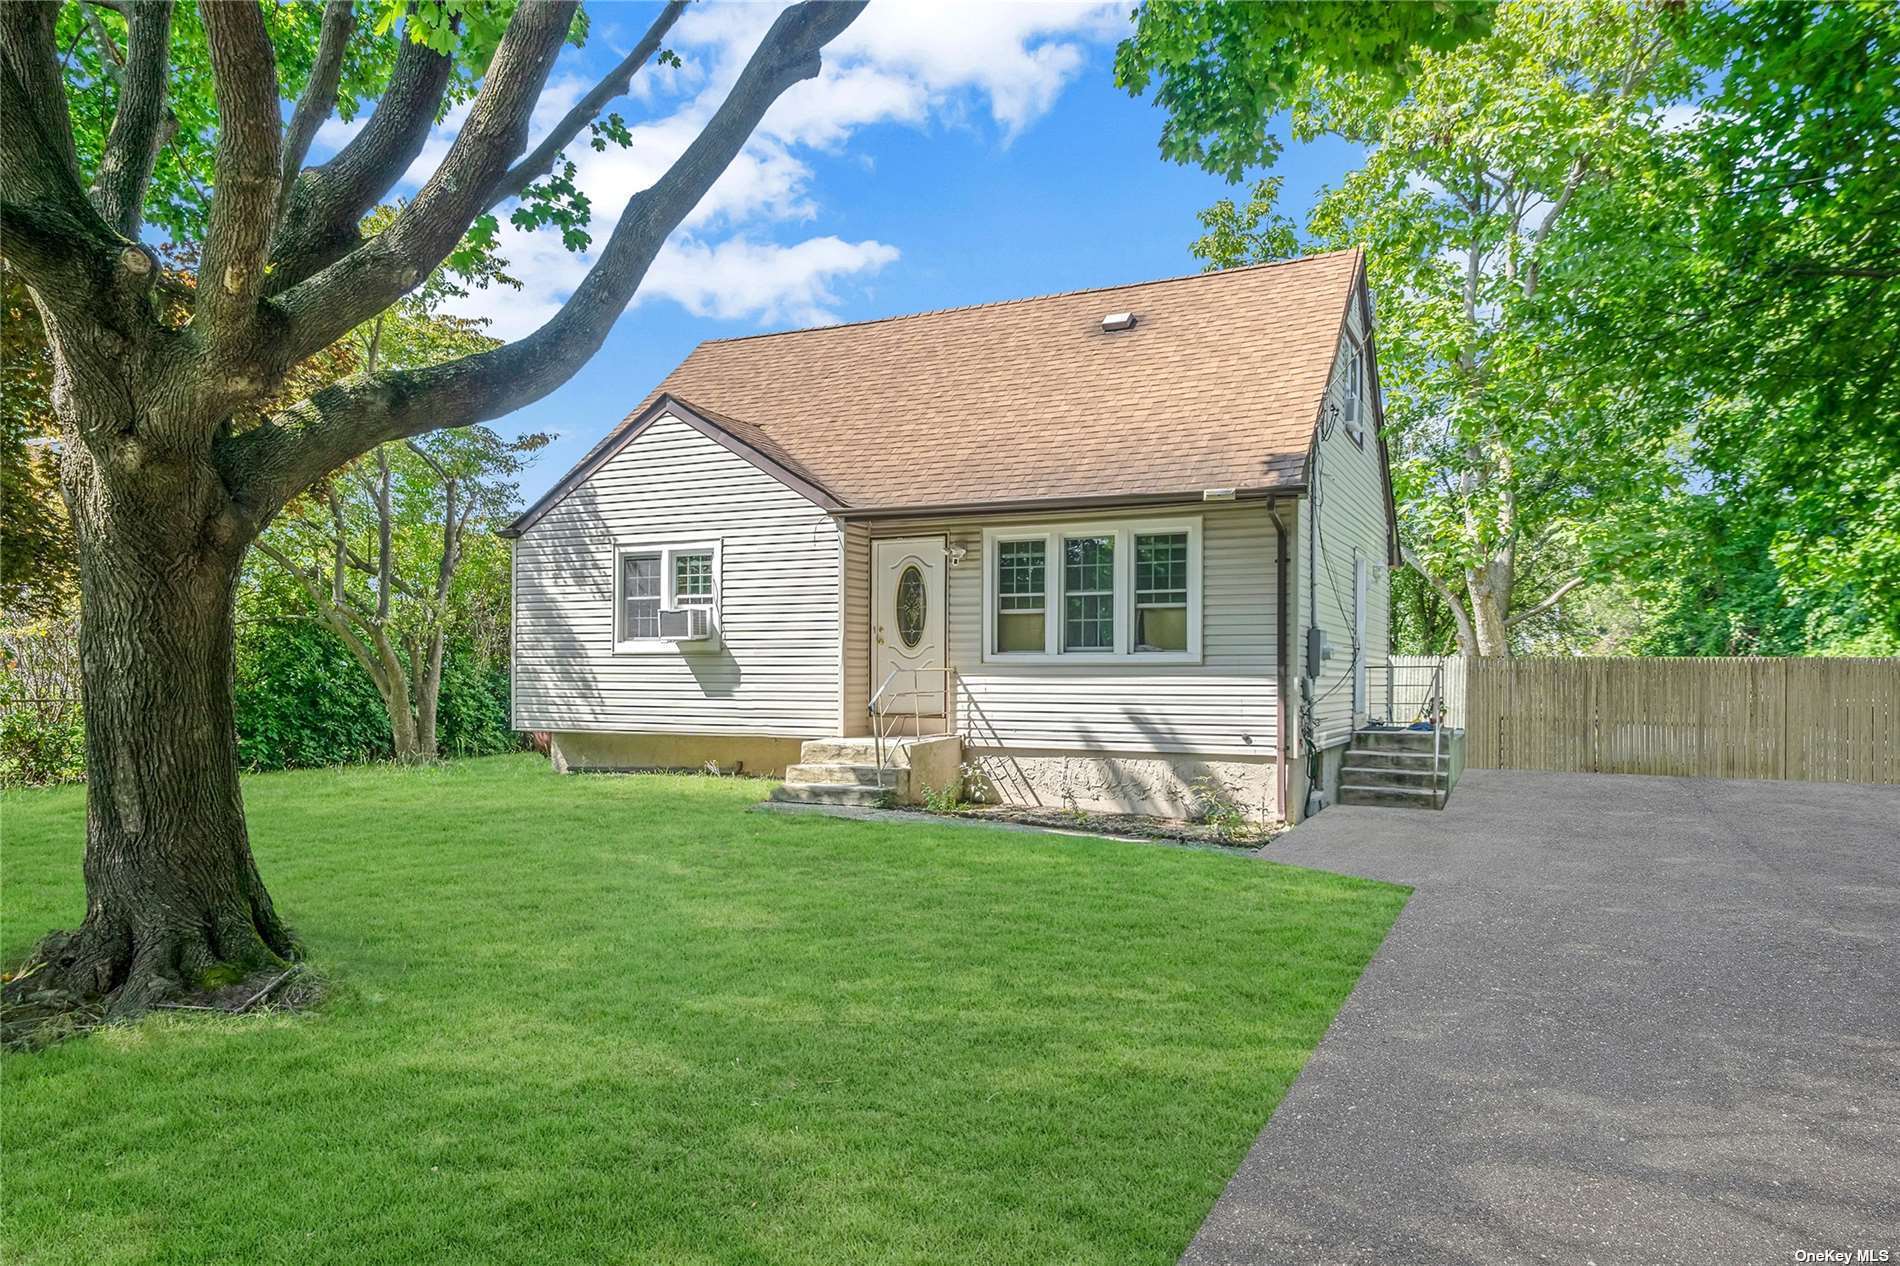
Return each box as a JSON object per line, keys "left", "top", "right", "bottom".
{"left": 19, "top": 443, "right": 295, "bottom": 1016}
{"left": 1465, "top": 554, "right": 1515, "bottom": 658}
{"left": 1466, "top": 571, "right": 1512, "bottom": 657}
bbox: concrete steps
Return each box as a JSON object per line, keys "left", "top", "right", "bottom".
{"left": 1335, "top": 782, "right": 1443, "bottom": 809}
{"left": 769, "top": 782, "right": 896, "bottom": 807}
{"left": 1337, "top": 727, "right": 1452, "bottom": 809}
{"left": 770, "top": 737, "right": 929, "bottom": 808}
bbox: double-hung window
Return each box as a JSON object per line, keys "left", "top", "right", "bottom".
{"left": 620, "top": 553, "right": 662, "bottom": 640}
{"left": 615, "top": 541, "right": 721, "bottom": 649}
{"left": 995, "top": 538, "right": 1047, "bottom": 652}
{"left": 1134, "top": 531, "right": 1189, "bottom": 652}
{"left": 1062, "top": 535, "right": 1115, "bottom": 651}
{"left": 983, "top": 518, "right": 1201, "bottom": 663}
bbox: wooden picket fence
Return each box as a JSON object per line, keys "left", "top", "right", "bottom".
{"left": 1398, "top": 656, "right": 1899, "bottom": 784}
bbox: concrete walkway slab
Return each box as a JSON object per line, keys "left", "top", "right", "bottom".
{"left": 1186, "top": 770, "right": 1900, "bottom": 1265}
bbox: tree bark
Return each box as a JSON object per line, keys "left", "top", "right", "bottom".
{"left": 22, "top": 444, "right": 295, "bottom": 1015}
{"left": 1466, "top": 561, "right": 1513, "bottom": 657}
{"left": 3, "top": 0, "right": 864, "bottom": 1026}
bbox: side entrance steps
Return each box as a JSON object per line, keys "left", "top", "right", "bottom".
{"left": 1338, "top": 728, "right": 1453, "bottom": 809}
{"left": 770, "top": 737, "right": 916, "bottom": 807}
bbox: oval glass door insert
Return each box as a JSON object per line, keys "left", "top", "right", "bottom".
{"left": 896, "top": 565, "right": 927, "bottom": 648}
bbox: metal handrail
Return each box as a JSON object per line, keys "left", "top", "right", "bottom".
{"left": 1429, "top": 659, "right": 1444, "bottom": 808}
{"left": 868, "top": 666, "right": 952, "bottom": 789}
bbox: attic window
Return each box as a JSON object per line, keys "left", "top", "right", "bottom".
{"left": 1340, "top": 337, "right": 1367, "bottom": 442}
{"left": 1101, "top": 312, "right": 1137, "bottom": 333}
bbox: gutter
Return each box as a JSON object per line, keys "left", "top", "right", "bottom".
{"left": 839, "top": 484, "right": 1305, "bottom": 522}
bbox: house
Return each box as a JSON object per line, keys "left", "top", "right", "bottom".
{"left": 502, "top": 248, "right": 1402, "bottom": 822}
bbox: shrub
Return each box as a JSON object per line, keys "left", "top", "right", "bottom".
{"left": 0, "top": 615, "right": 84, "bottom": 786}
{"left": 436, "top": 649, "right": 519, "bottom": 759}
{"left": 235, "top": 619, "right": 392, "bottom": 771}
{"left": 0, "top": 701, "right": 85, "bottom": 786}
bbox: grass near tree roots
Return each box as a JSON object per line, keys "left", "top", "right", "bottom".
{"left": 1, "top": 754, "right": 1404, "bottom": 1265}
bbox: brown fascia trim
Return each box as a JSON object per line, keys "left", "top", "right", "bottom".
{"left": 837, "top": 485, "right": 1303, "bottom": 522}
{"left": 500, "top": 393, "right": 846, "bottom": 538}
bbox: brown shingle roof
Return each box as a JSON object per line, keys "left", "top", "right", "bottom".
{"left": 512, "top": 249, "right": 1361, "bottom": 529}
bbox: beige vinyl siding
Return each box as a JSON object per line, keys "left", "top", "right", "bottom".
{"left": 1297, "top": 290, "right": 1393, "bottom": 752}
{"left": 861, "top": 501, "right": 1281, "bottom": 757}
{"left": 839, "top": 520, "right": 871, "bottom": 735}
{"left": 512, "top": 411, "right": 842, "bottom": 736}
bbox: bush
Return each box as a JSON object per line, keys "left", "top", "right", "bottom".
{"left": 1, "top": 614, "right": 522, "bottom": 783}
{"left": 234, "top": 621, "right": 522, "bottom": 770}
{"left": 0, "top": 702, "right": 85, "bottom": 786}
{"left": 0, "top": 615, "right": 84, "bottom": 786}
{"left": 436, "top": 649, "right": 519, "bottom": 759}
{"left": 235, "top": 619, "right": 393, "bottom": 771}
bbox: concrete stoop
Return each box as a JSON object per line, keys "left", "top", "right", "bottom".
{"left": 770, "top": 735, "right": 959, "bottom": 808}
{"left": 1337, "top": 728, "right": 1454, "bottom": 809}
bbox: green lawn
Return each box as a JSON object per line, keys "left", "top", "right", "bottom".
{"left": 1, "top": 754, "right": 1404, "bottom": 1265}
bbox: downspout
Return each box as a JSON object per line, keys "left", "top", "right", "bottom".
{"left": 1271, "top": 500, "right": 1291, "bottom": 823}
{"left": 1304, "top": 438, "right": 1325, "bottom": 817}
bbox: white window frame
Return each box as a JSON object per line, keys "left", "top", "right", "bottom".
{"left": 612, "top": 539, "right": 722, "bottom": 654}
{"left": 981, "top": 516, "right": 1202, "bottom": 665}
{"left": 1339, "top": 336, "right": 1366, "bottom": 444}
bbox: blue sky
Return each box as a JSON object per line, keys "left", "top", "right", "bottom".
{"left": 320, "top": 2, "right": 1364, "bottom": 503}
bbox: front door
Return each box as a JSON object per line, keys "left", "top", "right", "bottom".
{"left": 873, "top": 536, "right": 946, "bottom": 717}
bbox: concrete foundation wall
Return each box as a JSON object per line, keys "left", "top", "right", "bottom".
{"left": 1287, "top": 739, "right": 1351, "bottom": 823}
{"left": 549, "top": 731, "right": 808, "bottom": 777}
{"left": 963, "top": 747, "right": 1277, "bottom": 823}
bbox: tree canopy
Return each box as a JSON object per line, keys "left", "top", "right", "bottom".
{"left": 1128, "top": 0, "right": 1900, "bottom": 656}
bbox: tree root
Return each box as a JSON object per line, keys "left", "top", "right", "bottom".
{"left": 2, "top": 902, "right": 302, "bottom": 1046}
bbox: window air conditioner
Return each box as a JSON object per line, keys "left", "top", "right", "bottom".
{"left": 658, "top": 606, "right": 714, "bottom": 641}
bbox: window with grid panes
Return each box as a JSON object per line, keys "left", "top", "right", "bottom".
{"left": 1062, "top": 535, "right": 1115, "bottom": 651}
{"left": 673, "top": 551, "right": 714, "bottom": 606}
{"left": 621, "top": 553, "right": 661, "bottom": 639}
{"left": 1134, "top": 531, "right": 1189, "bottom": 651}
{"left": 995, "top": 538, "right": 1046, "bottom": 652}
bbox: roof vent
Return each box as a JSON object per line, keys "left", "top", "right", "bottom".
{"left": 1101, "top": 311, "right": 1137, "bottom": 333}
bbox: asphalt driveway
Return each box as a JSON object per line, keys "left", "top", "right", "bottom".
{"left": 1187, "top": 770, "right": 1900, "bottom": 1265}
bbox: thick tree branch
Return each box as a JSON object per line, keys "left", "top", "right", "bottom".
{"left": 278, "top": 0, "right": 355, "bottom": 213}
{"left": 268, "top": 26, "right": 453, "bottom": 293}
{"left": 1403, "top": 546, "right": 1477, "bottom": 656}
{"left": 0, "top": 3, "right": 81, "bottom": 188}
{"left": 273, "top": 0, "right": 580, "bottom": 363}
{"left": 91, "top": 0, "right": 175, "bottom": 238}
{"left": 220, "top": 1, "right": 865, "bottom": 535}
{"left": 1502, "top": 574, "right": 1586, "bottom": 628}
{"left": 485, "top": 0, "right": 688, "bottom": 211}
{"left": 197, "top": 0, "right": 284, "bottom": 355}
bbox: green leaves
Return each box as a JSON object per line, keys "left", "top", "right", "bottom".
{"left": 1115, "top": 1, "right": 1496, "bottom": 182}
{"left": 511, "top": 157, "right": 595, "bottom": 253}
{"left": 1189, "top": 176, "right": 1301, "bottom": 269}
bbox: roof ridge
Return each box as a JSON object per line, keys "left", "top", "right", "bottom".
{"left": 698, "top": 247, "right": 1362, "bottom": 347}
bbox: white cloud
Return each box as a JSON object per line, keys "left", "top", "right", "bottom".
{"left": 641, "top": 235, "right": 901, "bottom": 326}
{"left": 334, "top": 1, "right": 1123, "bottom": 337}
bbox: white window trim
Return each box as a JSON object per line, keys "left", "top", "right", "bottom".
{"left": 1340, "top": 336, "right": 1367, "bottom": 445}
{"left": 981, "top": 517, "right": 1203, "bottom": 665}
{"left": 612, "top": 539, "right": 722, "bottom": 654}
